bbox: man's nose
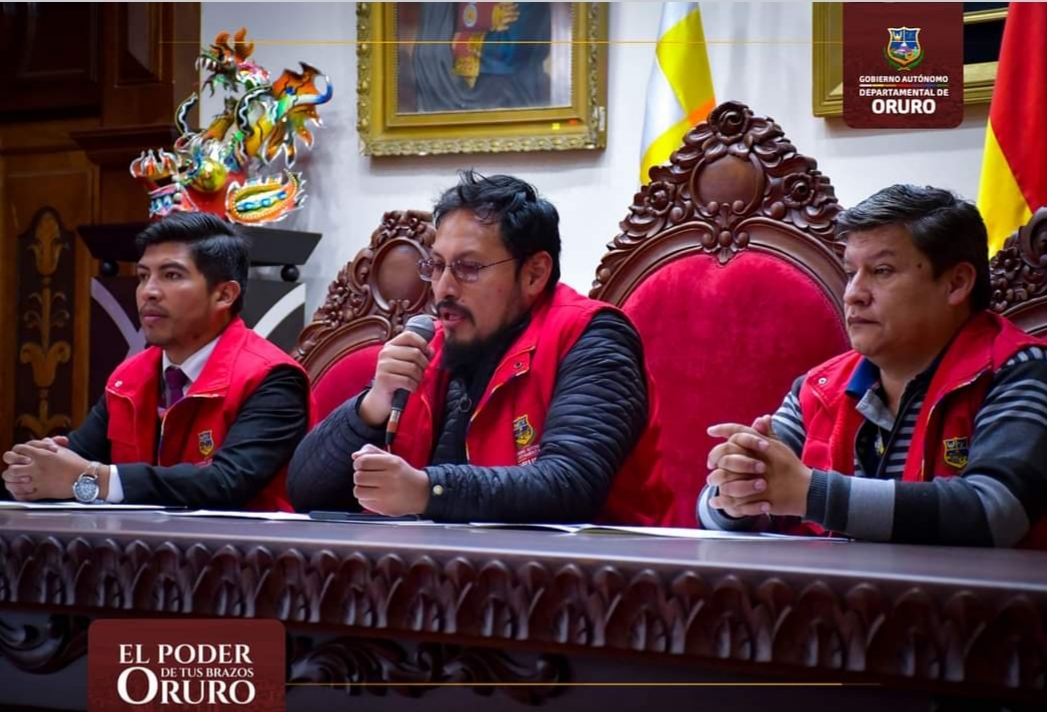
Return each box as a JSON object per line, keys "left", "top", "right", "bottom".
{"left": 844, "top": 274, "right": 869, "bottom": 305}
{"left": 432, "top": 266, "right": 459, "bottom": 300}
{"left": 139, "top": 277, "right": 161, "bottom": 299}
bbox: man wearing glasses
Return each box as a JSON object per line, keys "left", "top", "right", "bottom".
{"left": 287, "top": 171, "right": 672, "bottom": 524}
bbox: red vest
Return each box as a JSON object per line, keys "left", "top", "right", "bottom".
{"left": 392, "top": 284, "right": 673, "bottom": 525}
{"left": 105, "top": 318, "right": 312, "bottom": 511}
{"left": 796, "top": 311, "right": 1047, "bottom": 547}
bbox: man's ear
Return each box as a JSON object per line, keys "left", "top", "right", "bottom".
{"left": 522, "top": 252, "right": 553, "bottom": 299}
{"left": 213, "top": 280, "right": 242, "bottom": 311}
{"left": 945, "top": 262, "right": 977, "bottom": 307}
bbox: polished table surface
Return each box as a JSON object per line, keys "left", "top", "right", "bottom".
{"left": 2, "top": 509, "right": 1045, "bottom": 592}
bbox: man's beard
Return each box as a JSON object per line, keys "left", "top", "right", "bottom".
{"left": 442, "top": 323, "right": 523, "bottom": 371}
{"left": 441, "top": 308, "right": 527, "bottom": 372}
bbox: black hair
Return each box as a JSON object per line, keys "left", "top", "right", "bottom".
{"left": 135, "top": 212, "right": 250, "bottom": 315}
{"left": 835, "top": 184, "right": 990, "bottom": 311}
{"left": 433, "top": 170, "right": 561, "bottom": 293}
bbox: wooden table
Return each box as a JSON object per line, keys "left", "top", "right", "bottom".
{"left": 1, "top": 510, "right": 1044, "bottom": 711}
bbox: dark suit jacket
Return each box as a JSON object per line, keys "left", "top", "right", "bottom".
{"left": 68, "top": 365, "right": 309, "bottom": 508}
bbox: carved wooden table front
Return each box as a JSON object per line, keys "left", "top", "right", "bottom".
{"left": 1, "top": 511, "right": 1044, "bottom": 711}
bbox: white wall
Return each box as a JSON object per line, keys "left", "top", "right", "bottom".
{"left": 201, "top": 2, "right": 990, "bottom": 317}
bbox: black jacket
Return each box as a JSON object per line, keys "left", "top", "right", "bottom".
{"left": 287, "top": 310, "right": 649, "bottom": 522}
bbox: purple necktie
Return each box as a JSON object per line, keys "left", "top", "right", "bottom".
{"left": 164, "top": 367, "right": 189, "bottom": 409}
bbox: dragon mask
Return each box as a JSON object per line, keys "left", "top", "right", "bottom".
{"left": 130, "top": 28, "right": 333, "bottom": 225}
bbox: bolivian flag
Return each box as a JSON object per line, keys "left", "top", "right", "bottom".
{"left": 977, "top": 3, "right": 1047, "bottom": 256}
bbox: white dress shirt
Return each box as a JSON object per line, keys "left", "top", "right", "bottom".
{"left": 106, "top": 336, "right": 221, "bottom": 503}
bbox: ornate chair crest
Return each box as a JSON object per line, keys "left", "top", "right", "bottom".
{"left": 990, "top": 207, "right": 1047, "bottom": 336}
{"left": 591, "top": 101, "right": 851, "bottom": 527}
{"left": 295, "top": 210, "right": 435, "bottom": 419}
{"left": 593, "top": 101, "right": 845, "bottom": 300}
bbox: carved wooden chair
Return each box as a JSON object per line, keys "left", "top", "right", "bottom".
{"left": 294, "top": 210, "right": 436, "bottom": 421}
{"left": 990, "top": 206, "right": 1047, "bottom": 336}
{"left": 590, "top": 101, "right": 852, "bottom": 527}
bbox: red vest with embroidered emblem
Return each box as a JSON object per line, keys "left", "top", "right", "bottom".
{"left": 391, "top": 283, "right": 673, "bottom": 525}
{"left": 793, "top": 311, "right": 1047, "bottom": 548}
{"left": 104, "top": 318, "right": 312, "bottom": 511}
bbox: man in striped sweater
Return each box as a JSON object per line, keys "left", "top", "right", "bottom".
{"left": 697, "top": 184, "right": 1047, "bottom": 547}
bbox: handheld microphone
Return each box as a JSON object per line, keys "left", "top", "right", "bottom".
{"left": 385, "top": 314, "right": 437, "bottom": 448}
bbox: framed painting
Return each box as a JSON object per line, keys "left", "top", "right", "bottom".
{"left": 356, "top": 2, "right": 608, "bottom": 156}
{"left": 812, "top": 2, "right": 1007, "bottom": 117}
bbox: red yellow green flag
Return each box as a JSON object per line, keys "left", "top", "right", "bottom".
{"left": 977, "top": 3, "right": 1047, "bottom": 255}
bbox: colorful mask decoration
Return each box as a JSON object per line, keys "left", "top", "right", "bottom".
{"left": 130, "top": 28, "right": 333, "bottom": 225}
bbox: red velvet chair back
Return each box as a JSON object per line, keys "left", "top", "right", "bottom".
{"left": 991, "top": 206, "right": 1047, "bottom": 336}
{"left": 590, "top": 101, "right": 851, "bottom": 527}
{"left": 295, "top": 211, "right": 436, "bottom": 421}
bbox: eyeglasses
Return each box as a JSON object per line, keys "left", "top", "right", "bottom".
{"left": 417, "top": 256, "right": 516, "bottom": 283}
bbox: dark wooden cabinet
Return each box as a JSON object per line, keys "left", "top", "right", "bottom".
{"left": 0, "top": 2, "right": 101, "bottom": 119}
{"left": 0, "top": 2, "right": 200, "bottom": 454}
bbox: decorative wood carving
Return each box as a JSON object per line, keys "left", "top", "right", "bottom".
{"left": 294, "top": 210, "right": 436, "bottom": 379}
{"left": 0, "top": 3, "right": 200, "bottom": 459}
{"left": 0, "top": 130, "right": 96, "bottom": 456}
{"left": 288, "top": 637, "right": 568, "bottom": 705}
{"left": 990, "top": 207, "right": 1047, "bottom": 336}
{"left": 0, "top": 613, "right": 566, "bottom": 705}
{"left": 1, "top": 534, "right": 1043, "bottom": 701}
{"left": 590, "top": 100, "right": 845, "bottom": 308}
{"left": 0, "top": 613, "right": 89, "bottom": 674}
{"left": 14, "top": 208, "right": 75, "bottom": 443}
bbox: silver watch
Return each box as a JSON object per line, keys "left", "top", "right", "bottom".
{"left": 72, "top": 466, "right": 101, "bottom": 503}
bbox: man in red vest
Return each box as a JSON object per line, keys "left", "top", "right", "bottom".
{"left": 288, "top": 171, "right": 672, "bottom": 524}
{"left": 2, "top": 212, "right": 311, "bottom": 510}
{"left": 699, "top": 184, "right": 1047, "bottom": 547}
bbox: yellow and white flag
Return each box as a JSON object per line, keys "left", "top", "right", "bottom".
{"left": 639, "top": 3, "right": 716, "bottom": 184}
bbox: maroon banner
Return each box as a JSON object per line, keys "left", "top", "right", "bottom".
{"left": 843, "top": 3, "right": 964, "bottom": 129}
{"left": 88, "top": 619, "right": 285, "bottom": 711}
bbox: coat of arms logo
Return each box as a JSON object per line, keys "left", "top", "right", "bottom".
{"left": 885, "top": 27, "right": 924, "bottom": 71}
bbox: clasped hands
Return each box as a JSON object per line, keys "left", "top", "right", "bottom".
{"left": 1, "top": 436, "right": 89, "bottom": 501}
{"left": 706, "top": 415, "right": 812, "bottom": 519}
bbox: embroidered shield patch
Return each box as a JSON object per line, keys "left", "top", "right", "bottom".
{"left": 198, "top": 430, "right": 215, "bottom": 457}
{"left": 513, "top": 415, "right": 535, "bottom": 447}
{"left": 942, "top": 436, "right": 969, "bottom": 469}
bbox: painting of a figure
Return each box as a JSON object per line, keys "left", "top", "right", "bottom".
{"left": 356, "top": 2, "right": 607, "bottom": 155}
{"left": 395, "top": 2, "right": 573, "bottom": 114}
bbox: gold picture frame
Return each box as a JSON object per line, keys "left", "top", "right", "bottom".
{"left": 356, "top": 2, "right": 609, "bottom": 156}
{"left": 812, "top": 3, "right": 1007, "bottom": 117}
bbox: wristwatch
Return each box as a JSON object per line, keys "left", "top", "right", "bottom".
{"left": 72, "top": 463, "right": 101, "bottom": 503}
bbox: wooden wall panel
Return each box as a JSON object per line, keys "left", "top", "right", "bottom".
{"left": 0, "top": 2, "right": 200, "bottom": 456}
{"left": 14, "top": 208, "right": 78, "bottom": 444}
{"left": 0, "top": 128, "right": 97, "bottom": 452}
{"left": 0, "top": 3, "right": 101, "bottom": 118}
{"left": 0, "top": 146, "right": 11, "bottom": 452}
{"left": 74, "top": 2, "right": 199, "bottom": 224}
{"left": 101, "top": 2, "right": 201, "bottom": 127}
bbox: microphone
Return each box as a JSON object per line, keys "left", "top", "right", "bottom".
{"left": 386, "top": 314, "right": 437, "bottom": 448}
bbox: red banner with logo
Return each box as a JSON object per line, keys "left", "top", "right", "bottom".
{"left": 843, "top": 3, "right": 964, "bottom": 129}
{"left": 89, "top": 619, "right": 285, "bottom": 711}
